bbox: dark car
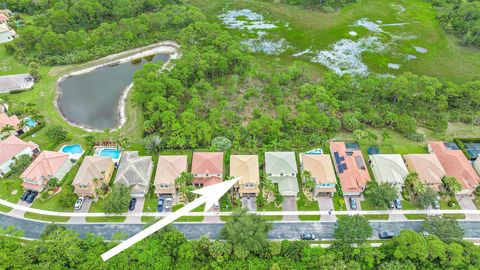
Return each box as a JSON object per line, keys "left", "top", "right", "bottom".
{"left": 394, "top": 198, "right": 402, "bottom": 209}
{"left": 379, "top": 231, "right": 395, "bottom": 239}
{"left": 129, "top": 198, "right": 137, "bottom": 211}
{"left": 26, "top": 191, "right": 38, "bottom": 204}
{"left": 157, "top": 198, "right": 164, "bottom": 212}
{"left": 349, "top": 197, "right": 357, "bottom": 210}
{"left": 388, "top": 201, "right": 395, "bottom": 209}
{"left": 300, "top": 233, "right": 316, "bottom": 240}
{"left": 21, "top": 190, "right": 32, "bottom": 201}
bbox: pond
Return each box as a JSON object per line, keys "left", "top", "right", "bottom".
{"left": 58, "top": 53, "right": 170, "bottom": 130}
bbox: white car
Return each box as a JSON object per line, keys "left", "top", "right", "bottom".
{"left": 213, "top": 201, "right": 220, "bottom": 210}
{"left": 165, "top": 198, "right": 172, "bottom": 210}
{"left": 74, "top": 197, "right": 84, "bottom": 210}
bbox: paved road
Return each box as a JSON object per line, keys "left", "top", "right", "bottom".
{"left": 70, "top": 198, "right": 93, "bottom": 223}
{"left": 456, "top": 195, "right": 480, "bottom": 221}
{"left": 3, "top": 212, "right": 480, "bottom": 241}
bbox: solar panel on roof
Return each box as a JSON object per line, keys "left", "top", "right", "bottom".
{"left": 334, "top": 152, "right": 341, "bottom": 163}
{"left": 342, "top": 163, "right": 347, "bottom": 170}
{"left": 337, "top": 164, "right": 344, "bottom": 173}
{"left": 340, "top": 156, "right": 345, "bottom": 161}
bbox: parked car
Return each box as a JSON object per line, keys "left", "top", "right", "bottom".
{"left": 379, "top": 231, "right": 395, "bottom": 239}
{"left": 21, "top": 190, "right": 32, "bottom": 201}
{"left": 213, "top": 201, "right": 220, "bottom": 210}
{"left": 74, "top": 197, "right": 84, "bottom": 210}
{"left": 157, "top": 198, "right": 164, "bottom": 212}
{"left": 165, "top": 198, "right": 172, "bottom": 210}
{"left": 388, "top": 201, "right": 395, "bottom": 209}
{"left": 26, "top": 191, "right": 38, "bottom": 204}
{"left": 394, "top": 198, "right": 402, "bottom": 209}
{"left": 349, "top": 197, "right": 357, "bottom": 210}
{"left": 432, "top": 199, "right": 440, "bottom": 209}
{"left": 129, "top": 198, "right": 137, "bottom": 211}
{"left": 300, "top": 233, "right": 316, "bottom": 240}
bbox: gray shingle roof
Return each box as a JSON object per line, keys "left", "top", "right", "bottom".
{"left": 114, "top": 151, "right": 153, "bottom": 193}
{"left": 265, "top": 152, "right": 298, "bottom": 175}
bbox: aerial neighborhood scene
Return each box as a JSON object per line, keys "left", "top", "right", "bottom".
{"left": 1, "top": 0, "right": 480, "bottom": 268}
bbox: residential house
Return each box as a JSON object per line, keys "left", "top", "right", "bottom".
{"left": 21, "top": 151, "right": 73, "bottom": 192}
{"left": 265, "top": 152, "right": 299, "bottom": 196}
{"left": 369, "top": 154, "right": 408, "bottom": 192}
{"left": 474, "top": 158, "right": 480, "bottom": 177}
{"left": 0, "top": 135, "right": 39, "bottom": 177}
{"left": 72, "top": 156, "right": 114, "bottom": 198}
{"left": 114, "top": 151, "right": 153, "bottom": 197}
{"left": 154, "top": 155, "right": 187, "bottom": 197}
{"left": 0, "top": 10, "right": 12, "bottom": 17}
{"left": 428, "top": 141, "right": 480, "bottom": 195}
{"left": 329, "top": 142, "right": 371, "bottom": 196}
{"left": 0, "top": 14, "right": 8, "bottom": 25}
{"left": 0, "top": 113, "right": 20, "bottom": 132}
{"left": 404, "top": 154, "right": 446, "bottom": 191}
{"left": 0, "top": 23, "right": 15, "bottom": 44}
{"left": 230, "top": 155, "right": 260, "bottom": 197}
{"left": 300, "top": 154, "right": 336, "bottom": 196}
{"left": 191, "top": 152, "right": 223, "bottom": 187}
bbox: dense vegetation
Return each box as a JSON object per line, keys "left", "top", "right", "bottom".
{"left": 134, "top": 20, "right": 480, "bottom": 149}
{"left": 0, "top": 212, "right": 478, "bottom": 269}
{"left": 5, "top": 1, "right": 202, "bottom": 64}
{"left": 431, "top": 0, "right": 480, "bottom": 47}
{"left": 268, "top": 0, "right": 357, "bottom": 11}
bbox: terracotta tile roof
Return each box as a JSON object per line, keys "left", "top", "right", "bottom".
{"left": 429, "top": 141, "right": 480, "bottom": 190}
{"left": 230, "top": 155, "right": 260, "bottom": 186}
{"left": 329, "top": 142, "right": 370, "bottom": 193}
{"left": 191, "top": 152, "right": 223, "bottom": 175}
{"left": 0, "top": 113, "right": 20, "bottom": 130}
{"left": 21, "top": 151, "right": 69, "bottom": 181}
{"left": 154, "top": 155, "right": 187, "bottom": 186}
{"left": 404, "top": 154, "right": 445, "bottom": 188}
{"left": 0, "top": 135, "right": 38, "bottom": 165}
{"left": 0, "top": 14, "right": 8, "bottom": 23}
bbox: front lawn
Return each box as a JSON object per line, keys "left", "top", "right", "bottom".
{"left": 439, "top": 198, "right": 465, "bottom": 220}
{"left": 332, "top": 192, "right": 346, "bottom": 211}
{"left": 0, "top": 178, "right": 23, "bottom": 203}
{"left": 402, "top": 200, "right": 427, "bottom": 220}
{"left": 297, "top": 194, "right": 320, "bottom": 221}
{"left": 361, "top": 199, "right": 389, "bottom": 220}
{"left": 86, "top": 216, "right": 126, "bottom": 222}
{"left": 173, "top": 204, "right": 204, "bottom": 222}
{"left": 257, "top": 201, "right": 283, "bottom": 221}
{"left": 143, "top": 197, "right": 158, "bottom": 212}
{"left": 24, "top": 212, "right": 70, "bottom": 222}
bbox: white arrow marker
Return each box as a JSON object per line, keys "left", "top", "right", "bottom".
{"left": 100, "top": 177, "right": 240, "bottom": 261}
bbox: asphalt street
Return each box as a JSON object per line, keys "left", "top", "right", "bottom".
{"left": 3, "top": 212, "right": 480, "bottom": 241}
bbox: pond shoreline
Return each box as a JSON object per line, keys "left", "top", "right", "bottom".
{"left": 55, "top": 41, "right": 180, "bottom": 132}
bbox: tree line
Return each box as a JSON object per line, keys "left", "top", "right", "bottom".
{"left": 430, "top": 0, "right": 480, "bottom": 47}
{"left": 5, "top": 2, "right": 200, "bottom": 65}
{"left": 133, "top": 19, "right": 480, "bottom": 150}
{"left": 0, "top": 210, "right": 478, "bottom": 269}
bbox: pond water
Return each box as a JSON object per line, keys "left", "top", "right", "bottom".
{"left": 58, "top": 53, "right": 170, "bottom": 130}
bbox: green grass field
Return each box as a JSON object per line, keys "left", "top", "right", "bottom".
{"left": 0, "top": 178, "right": 23, "bottom": 203}
{"left": 23, "top": 212, "right": 70, "bottom": 222}
{"left": 187, "top": 0, "right": 480, "bottom": 83}
{"left": 86, "top": 216, "right": 126, "bottom": 223}
{"left": 297, "top": 193, "right": 320, "bottom": 221}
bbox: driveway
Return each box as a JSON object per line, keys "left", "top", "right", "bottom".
{"left": 317, "top": 195, "right": 336, "bottom": 221}
{"left": 125, "top": 198, "right": 145, "bottom": 223}
{"left": 344, "top": 196, "right": 362, "bottom": 211}
{"left": 456, "top": 195, "right": 480, "bottom": 221}
{"left": 9, "top": 199, "right": 33, "bottom": 219}
{"left": 242, "top": 196, "right": 256, "bottom": 211}
{"left": 203, "top": 206, "right": 221, "bottom": 223}
{"left": 282, "top": 196, "right": 299, "bottom": 221}
{"left": 70, "top": 198, "right": 93, "bottom": 223}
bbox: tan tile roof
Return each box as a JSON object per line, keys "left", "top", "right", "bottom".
{"left": 0, "top": 135, "right": 38, "bottom": 165}
{"left": 429, "top": 141, "right": 480, "bottom": 190}
{"left": 302, "top": 154, "right": 336, "bottom": 186}
{"left": 230, "top": 155, "right": 260, "bottom": 185}
{"left": 404, "top": 154, "right": 446, "bottom": 187}
{"left": 154, "top": 155, "right": 187, "bottom": 186}
{"left": 21, "top": 151, "right": 69, "bottom": 181}
{"left": 72, "top": 156, "right": 113, "bottom": 186}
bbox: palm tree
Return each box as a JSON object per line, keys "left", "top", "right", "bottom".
{"left": 353, "top": 129, "right": 365, "bottom": 143}
{"left": 18, "top": 119, "right": 27, "bottom": 131}
{"left": 2, "top": 179, "right": 14, "bottom": 192}
{"left": 1, "top": 124, "right": 15, "bottom": 134}
{"left": 381, "top": 129, "right": 392, "bottom": 145}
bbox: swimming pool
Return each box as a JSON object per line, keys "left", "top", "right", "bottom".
{"left": 61, "top": 144, "right": 83, "bottom": 154}
{"left": 24, "top": 117, "right": 37, "bottom": 128}
{"left": 97, "top": 148, "right": 121, "bottom": 159}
